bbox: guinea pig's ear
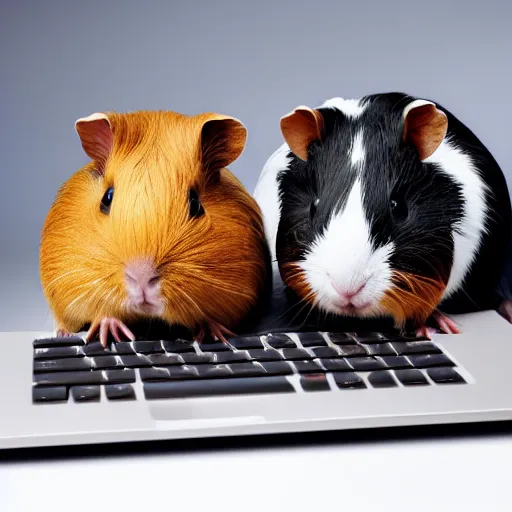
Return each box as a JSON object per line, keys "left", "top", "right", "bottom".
{"left": 402, "top": 100, "right": 448, "bottom": 160}
{"left": 280, "top": 106, "right": 325, "bottom": 161}
{"left": 200, "top": 115, "right": 247, "bottom": 173}
{"left": 75, "top": 112, "right": 113, "bottom": 172}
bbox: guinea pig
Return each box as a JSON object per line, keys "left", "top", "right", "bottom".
{"left": 254, "top": 92, "right": 512, "bottom": 337}
{"left": 40, "top": 110, "right": 268, "bottom": 346}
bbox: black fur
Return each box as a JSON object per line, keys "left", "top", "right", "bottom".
{"left": 276, "top": 92, "right": 511, "bottom": 319}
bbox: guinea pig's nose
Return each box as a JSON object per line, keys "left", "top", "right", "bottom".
{"left": 125, "top": 259, "right": 160, "bottom": 290}
{"left": 332, "top": 281, "right": 366, "bottom": 304}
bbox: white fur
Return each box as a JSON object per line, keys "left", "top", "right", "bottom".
{"left": 424, "top": 138, "right": 490, "bottom": 299}
{"left": 75, "top": 111, "right": 110, "bottom": 128}
{"left": 350, "top": 129, "right": 365, "bottom": 168}
{"left": 402, "top": 99, "right": 436, "bottom": 118}
{"left": 300, "top": 179, "right": 394, "bottom": 316}
{"left": 321, "top": 97, "right": 366, "bottom": 118}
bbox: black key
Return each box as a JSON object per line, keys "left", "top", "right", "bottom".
{"left": 181, "top": 353, "right": 214, "bottom": 364}
{"left": 228, "top": 336, "right": 263, "bottom": 350}
{"left": 195, "top": 364, "right": 233, "bottom": 379}
{"left": 368, "top": 371, "right": 397, "bottom": 388}
{"left": 380, "top": 356, "right": 412, "bottom": 369}
{"left": 92, "top": 356, "right": 124, "bottom": 370}
{"left": 347, "top": 357, "right": 385, "bottom": 371}
{"left": 391, "top": 341, "right": 442, "bottom": 355}
{"left": 427, "top": 367, "right": 465, "bottom": 384}
{"left": 301, "top": 373, "right": 330, "bottom": 392}
{"left": 228, "top": 362, "right": 265, "bottom": 377}
{"left": 354, "top": 332, "right": 389, "bottom": 343}
{"left": 398, "top": 332, "right": 430, "bottom": 342}
{"left": 167, "top": 366, "right": 200, "bottom": 380}
{"left": 292, "top": 360, "right": 324, "bottom": 374}
{"left": 34, "top": 346, "right": 84, "bottom": 360}
{"left": 133, "top": 340, "right": 164, "bottom": 354}
{"left": 247, "top": 349, "right": 283, "bottom": 361}
{"left": 144, "top": 376, "right": 295, "bottom": 399}
{"left": 35, "top": 369, "right": 135, "bottom": 385}
{"left": 319, "top": 358, "right": 352, "bottom": 372}
{"left": 394, "top": 369, "right": 428, "bottom": 386}
{"left": 119, "top": 354, "right": 152, "bottom": 368}
{"left": 71, "top": 385, "right": 100, "bottom": 402}
{"left": 139, "top": 367, "right": 170, "bottom": 381}
{"left": 296, "top": 332, "right": 328, "bottom": 347}
{"left": 83, "top": 342, "right": 113, "bottom": 356}
{"left": 111, "top": 343, "right": 136, "bottom": 355}
{"left": 328, "top": 333, "right": 356, "bottom": 345}
{"left": 311, "top": 346, "right": 339, "bottom": 358}
{"left": 33, "top": 386, "right": 68, "bottom": 402}
{"left": 33, "top": 336, "right": 84, "bottom": 348}
{"left": 365, "top": 343, "right": 396, "bottom": 356}
{"left": 214, "top": 351, "right": 250, "bottom": 364}
{"left": 147, "top": 353, "right": 184, "bottom": 366}
{"left": 409, "top": 354, "right": 455, "bottom": 368}
{"left": 260, "top": 361, "right": 294, "bottom": 375}
{"left": 162, "top": 339, "right": 196, "bottom": 353}
{"left": 105, "top": 369, "right": 136, "bottom": 383}
{"left": 332, "top": 371, "right": 366, "bottom": 389}
{"left": 199, "top": 342, "right": 231, "bottom": 352}
{"left": 35, "top": 371, "right": 104, "bottom": 386}
{"left": 337, "top": 345, "right": 367, "bottom": 357}
{"left": 265, "top": 333, "right": 296, "bottom": 349}
{"left": 106, "top": 384, "right": 136, "bottom": 400}
{"left": 33, "top": 357, "right": 93, "bottom": 373}
{"left": 282, "top": 348, "right": 311, "bottom": 360}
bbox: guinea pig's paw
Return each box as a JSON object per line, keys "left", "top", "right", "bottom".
{"left": 498, "top": 300, "right": 512, "bottom": 323}
{"left": 85, "top": 317, "right": 136, "bottom": 347}
{"left": 55, "top": 327, "right": 73, "bottom": 337}
{"left": 416, "top": 310, "right": 461, "bottom": 339}
{"left": 415, "top": 326, "right": 438, "bottom": 339}
{"left": 196, "top": 321, "right": 236, "bottom": 344}
{"left": 429, "top": 310, "right": 461, "bottom": 335}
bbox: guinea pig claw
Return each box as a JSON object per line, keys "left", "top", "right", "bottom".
{"left": 56, "top": 328, "right": 72, "bottom": 337}
{"left": 85, "top": 317, "right": 136, "bottom": 347}
{"left": 416, "top": 326, "right": 437, "bottom": 339}
{"left": 432, "top": 310, "right": 461, "bottom": 334}
{"left": 416, "top": 310, "right": 460, "bottom": 339}
{"left": 196, "top": 322, "right": 235, "bottom": 344}
{"left": 209, "top": 322, "right": 236, "bottom": 344}
{"left": 498, "top": 300, "right": 512, "bottom": 323}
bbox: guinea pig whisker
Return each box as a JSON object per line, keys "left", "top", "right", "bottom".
{"left": 65, "top": 289, "right": 94, "bottom": 314}
{"left": 177, "top": 288, "right": 206, "bottom": 322}
{"left": 45, "top": 268, "right": 87, "bottom": 288}
{"left": 263, "top": 289, "right": 316, "bottom": 328}
{"left": 285, "top": 290, "right": 317, "bottom": 326}
{"left": 294, "top": 295, "right": 319, "bottom": 330}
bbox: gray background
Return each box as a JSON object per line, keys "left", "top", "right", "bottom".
{"left": 1, "top": 0, "right": 511, "bottom": 331}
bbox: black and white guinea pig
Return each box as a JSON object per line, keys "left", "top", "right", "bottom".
{"left": 254, "top": 92, "right": 512, "bottom": 336}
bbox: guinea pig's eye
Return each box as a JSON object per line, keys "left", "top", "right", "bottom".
{"left": 390, "top": 196, "right": 408, "bottom": 221}
{"left": 310, "top": 198, "right": 319, "bottom": 219}
{"left": 189, "top": 188, "right": 204, "bottom": 218}
{"left": 100, "top": 186, "right": 114, "bottom": 215}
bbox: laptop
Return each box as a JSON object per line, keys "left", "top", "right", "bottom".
{"left": 1, "top": 267, "right": 512, "bottom": 451}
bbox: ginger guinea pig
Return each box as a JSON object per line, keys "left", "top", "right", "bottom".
{"left": 40, "top": 110, "right": 268, "bottom": 346}
{"left": 254, "top": 92, "right": 512, "bottom": 337}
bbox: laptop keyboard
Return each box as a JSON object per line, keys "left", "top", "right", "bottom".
{"left": 32, "top": 331, "right": 466, "bottom": 403}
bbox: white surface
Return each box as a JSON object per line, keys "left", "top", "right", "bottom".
{"left": 1, "top": 434, "right": 512, "bottom": 511}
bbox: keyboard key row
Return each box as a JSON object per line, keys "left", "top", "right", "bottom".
{"left": 33, "top": 366, "right": 467, "bottom": 403}
{"left": 33, "top": 350, "right": 457, "bottom": 380}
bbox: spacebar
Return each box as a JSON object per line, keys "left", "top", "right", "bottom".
{"left": 144, "top": 376, "right": 295, "bottom": 399}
